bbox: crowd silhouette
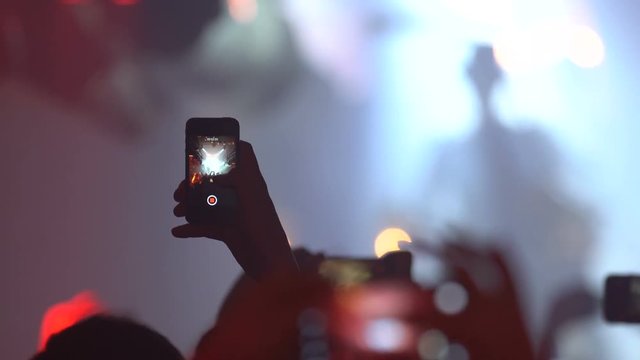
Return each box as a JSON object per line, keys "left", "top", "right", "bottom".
{"left": 33, "top": 133, "right": 541, "bottom": 359}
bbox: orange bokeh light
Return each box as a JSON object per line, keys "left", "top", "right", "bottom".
{"left": 374, "top": 228, "right": 412, "bottom": 258}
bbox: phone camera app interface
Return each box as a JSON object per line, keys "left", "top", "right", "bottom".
{"left": 188, "top": 136, "right": 237, "bottom": 187}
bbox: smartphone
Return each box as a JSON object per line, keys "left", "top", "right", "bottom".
{"left": 185, "top": 117, "right": 239, "bottom": 225}
{"left": 318, "top": 251, "right": 413, "bottom": 286}
{"left": 604, "top": 275, "right": 640, "bottom": 323}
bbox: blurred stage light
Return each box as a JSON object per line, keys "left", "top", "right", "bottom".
{"left": 567, "top": 25, "right": 605, "bottom": 68}
{"left": 417, "top": 329, "right": 449, "bottom": 360}
{"left": 364, "top": 318, "right": 411, "bottom": 353}
{"left": 228, "top": 0, "right": 257, "bottom": 23}
{"left": 434, "top": 281, "right": 468, "bottom": 315}
{"left": 443, "top": 0, "right": 513, "bottom": 26}
{"left": 493, "top": 22, "right": 605, "bottom": 73}
{"left": 374, "top": 228, "right": 412, "bottom": 258}
{"left": 493, "top": 21, "right": 566, "bottom": 73}
{"left": 493, "top": 31, "right": 531, "bottom": 73}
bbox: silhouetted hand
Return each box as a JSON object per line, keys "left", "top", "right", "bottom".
{"left": 172, "top": 140, "right": 298, "bottom": 279}
{"left": 412, "top": 238, "right": 535, "bottom": 360}
{"left": 436, "top": 242, "right": 534, "bottom": 360}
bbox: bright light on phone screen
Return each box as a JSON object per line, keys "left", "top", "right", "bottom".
{"left": 188, "top": 136, "right": 237, "bottom": 187}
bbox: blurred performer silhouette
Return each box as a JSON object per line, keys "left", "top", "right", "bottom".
{"left": 421, "top": 45, "right": 601, "bottom": 359}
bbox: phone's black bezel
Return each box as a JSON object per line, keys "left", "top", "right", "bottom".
{"left": 185, "top": 117, "right": 240, "bottom": 224}
{"left": 319, "top": 251, "right": 413, "bottom": 285}
{"left": 185, "top": 117, "right": 239, "bottom": 137}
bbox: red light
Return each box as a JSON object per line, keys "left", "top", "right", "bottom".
{"left": 38, "top": 291, "right": 103, "bottom": 350}
{"left": 112, "top": 0, "right": 140, "bottom": 5}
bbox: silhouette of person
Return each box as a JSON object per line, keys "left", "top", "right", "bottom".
{"left": 31, "top": 315, "right": 184, "bottom": 360}
{"left": 420, "top": 45, "right": 599, "bottom": 356}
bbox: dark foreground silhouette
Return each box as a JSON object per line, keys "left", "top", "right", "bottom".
{"left": 32, "top": 138, "right": 540, "bottom": 360}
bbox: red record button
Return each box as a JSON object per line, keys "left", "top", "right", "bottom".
{"left": 206, "top": 195, "right": 218, "bottom": 206}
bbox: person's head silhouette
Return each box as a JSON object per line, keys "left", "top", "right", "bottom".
{"left": 467, "top": 45, "right": 503, "bottom": 118}
{"left": 32, "top": 315, "right": 183, "bottom": 360}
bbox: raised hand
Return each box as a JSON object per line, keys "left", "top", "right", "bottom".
{"left": 172, "top": 140, "right": 298, "bottom": 279}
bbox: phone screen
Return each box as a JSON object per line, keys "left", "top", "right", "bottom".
{"left": 185, "top": 118, "right": 239, "bottom": 224}
{"left": 188, "top": 135, "right": 237, "bottom": 187}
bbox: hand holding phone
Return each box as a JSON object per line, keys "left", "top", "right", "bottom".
{"left": 183, "top": 117, "right": 240, "bottom": 224}
{"left": 173, "top": 118, "right": 297, "bottom": 279}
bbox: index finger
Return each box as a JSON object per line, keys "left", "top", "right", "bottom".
{"left": 237, "top": 141, "right": 263, "bottom": 177}
{"left": 235, "top": 141, "right": 269, "bottom": 193}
